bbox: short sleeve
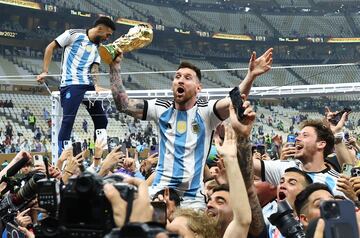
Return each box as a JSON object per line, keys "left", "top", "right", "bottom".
{"left": 145, "top": 99, "right": 158, "bottom": 121}
{"left": 208, "top": 99, "right": 223, "bottom": 129}
{"left": 55, "top": 30, "right": 72, "bottom": 48}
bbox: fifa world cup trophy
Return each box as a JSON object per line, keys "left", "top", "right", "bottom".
{"left": 98, "top": 24, "right": 153, "bottom": 64}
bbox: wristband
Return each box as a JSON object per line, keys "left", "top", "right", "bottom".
{"left": 94, "top": 157, "right": 101, "bottom": 160}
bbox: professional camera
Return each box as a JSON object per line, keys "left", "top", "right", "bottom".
{"left": 35, "top": 172, "right": 137, "bottom": 238}
{"left": 269, "top": 200, "right": 305, "bottom": 238}
{"left": 0, "top": 172, "right": 45, "bottom": 221}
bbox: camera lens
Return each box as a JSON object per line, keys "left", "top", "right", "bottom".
{"left": 323, "top": 201, "right": 340, "bottom": 219}
{"left": 75, "top": 174, "right": 94, "bottom": 194}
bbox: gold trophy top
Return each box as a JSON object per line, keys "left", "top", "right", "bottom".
{"left": 99, "top": 24, "right": 153, "bottom": 64}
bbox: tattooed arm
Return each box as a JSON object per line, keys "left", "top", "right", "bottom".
{"left": 229, "top": 99, "right": 265, "bottom": 237}
{"left": 109, "top": 56, "right": 145, "bottom": 120}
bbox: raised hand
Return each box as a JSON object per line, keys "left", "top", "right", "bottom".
{"left": 248, "top": 48, "right": 273, "bottom": 77}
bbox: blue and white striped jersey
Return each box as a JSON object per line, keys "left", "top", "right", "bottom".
{"left": 262, "top": 159, "right": 344, "bottom": 197}
{"left": 55, "top": 29, "right": 100, "bottom": 87}
{"left": 145, "top": 98, "right": 222, "bottom": 201}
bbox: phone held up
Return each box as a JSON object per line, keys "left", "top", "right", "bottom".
{"left": 229, "top": 86, "right": 245, "bottom": 121}
{"left": 320, "top": 200, "right": 359, "bottom": 238}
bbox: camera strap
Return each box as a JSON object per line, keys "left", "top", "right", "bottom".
{"left": 124, "top": 191, "right": 134, "bottom": 224}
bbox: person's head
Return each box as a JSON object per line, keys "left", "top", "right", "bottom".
{"left": 294, "top": 183, "right": 334, "bottom": 230}
{"left": 295, "top": 120, "right": 334, "bottom": 161}
{"left": 203, "top": 178, "right": 218, "bottom": 200}
{"left": 206, "top": 184, "right": 233, "bottom": 230}
{"left": 172, "top": 62, "right": 202, "bottom": 110}
{"left": 20, "top": 160, "right": 33, "bottom": 175}
{"left": 277, "top": 167, "right": 313, "bottom": 209}
{"left": 90, "top": 16, "right": 116, "bottom": 44}
{"left": 167, "top": 208, "right": 221, "bottom": 238}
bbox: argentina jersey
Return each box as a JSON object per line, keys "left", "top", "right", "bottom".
{"left": 55, "top": 29, "right": 100, "bottom": 87}
{"left": 263, "top": 159, "right": 344, "bottom": 197}
{"left": 145, "top": 98, "right": 222, "bottom": 200}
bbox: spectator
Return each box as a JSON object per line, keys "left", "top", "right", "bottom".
{"left": 5, "top": 121, "right": 13, "bottom": 139}
{"left": 82, "top": 119, "right": 88, "bottom": 133}
{"left": 28, "top": 113, "right": 36, "bottom": 131}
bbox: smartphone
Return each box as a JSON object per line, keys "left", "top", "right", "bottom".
{"left": 34, "top": 154, "right": 45, "bottom": 167}
{"left": 108, "top": 137, "right": 120, "bottom": 152}
{"left": 287, "top": 134, "right": 296, "bottom": 143}
{"left": 344, "top": 132, "right": 350, "bottom": 141}
{"left": 257, "top": 144, "right": 266, "bottom": 155}
{"left": 151, "top": 201, "right": 167, "bottom": 226}
{"left": 96, "top": 129, "right": 107, "bottom": 143}
{"left": 72, "top": 142, "right": 82, "bottom": 157}
{"left": 320, "top": 200, "right": 359, "bottom": 238}
{"left": 342, "top": 163, "right": 353, "bottom": 177}
{"left": 229, "top": 86, "right": 245, "bottom": 121}
{"left": 351, "top": 167, "right": 360, "bottom": 177}
{"left": 329, "top": 108, "right": 351, "bottom": 125}
{"left": 63, "top": 140, "right": 72, "bottom": 150}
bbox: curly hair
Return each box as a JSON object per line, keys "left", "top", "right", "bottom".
{"left": 300, "top": 119, "right": 334, "bottom": 158}
{"left": 174, "top": 208, "right": 221, "bottom": 238}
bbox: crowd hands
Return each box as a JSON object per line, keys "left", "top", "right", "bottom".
{"left": 6, "top": 101, "right": 360, "bottom": 237}
{"left": 2, "top": 57, "right": 360, "bottom": 238}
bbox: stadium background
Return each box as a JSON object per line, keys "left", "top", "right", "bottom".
{"left": 0, "top": 0, "right": 359, "bottom": 162}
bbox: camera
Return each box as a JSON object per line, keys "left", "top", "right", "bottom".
{"left": 34, "top": 172, "right": 137, "bottom": 238}
{"left": 269, "top": 200, "right": 305, "bottom": 238}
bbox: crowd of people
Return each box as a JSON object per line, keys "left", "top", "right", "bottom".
{"left": 1, "top": 16, "right": 360, "bottom": 238}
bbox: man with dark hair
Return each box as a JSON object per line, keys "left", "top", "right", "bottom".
{"left": 262, "top": 167, "right": 313, "bottom": 237}
{"left": 252, "top": 119, "right": 345, "bottom": 197}
{"left": 294, "top": 183, "right": 334, "bottom": 231}
{"left": 109, "top": 45, "right": 273, "bottom": 209}
{"left": 37, "top": 16, "right": 116, "bottom": 155}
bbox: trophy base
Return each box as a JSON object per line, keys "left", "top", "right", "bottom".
{"left": 98, "top": 45, "right": 115, "bottom": 65}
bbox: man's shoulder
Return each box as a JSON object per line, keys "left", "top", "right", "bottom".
{"left": 153, "top": 99, "right": 173, "bottom": 109}
{"left": 67, "top": 29, "right": 86, "bottom": 36}
{"left": 197, "top": 98, "right": 210, "bottom": 107}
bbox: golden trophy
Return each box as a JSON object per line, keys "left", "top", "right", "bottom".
{"left": 99, "top": 24, "right": 153, "bottom": 64}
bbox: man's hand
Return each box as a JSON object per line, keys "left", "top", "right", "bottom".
{"left": 279, "top": 143, "right": 296, "bottom": 160}
{"left": 337, "top": 174, "right": 358, "bottom": 201}
{"left": 104, "top": 177, "right": 153, "bottom": 228}
{"left": 64, "top": 152, "right": 83, "bottom": 174}
{"left": 15, "top": 208, "right": 32, "bottom": 227}
{"left": 94, "top": 138, "right": 107, "bottom": 158}
{"left": 324, "top": 106, "right": 350, "bottom": 134}
{"left": 36, "top": 72, "right": 47, "bottom": 84}
{"left": 213, "top": 157, "right": 228, "bottom": 185}
{"left": 229, "top": 96, "right": 256, "bottom": 138}
{"left": 350, "top": 176, "right": 360, "bottom": 197}
{"left": 248, "top": 48, "right": 273, "bottom": 78}
{"left": 98, "top": 145, "right": 124, "bottom": 176}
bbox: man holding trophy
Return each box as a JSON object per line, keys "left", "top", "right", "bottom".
{"left": 37, "top": 16, "right": 117, "bottom": 154}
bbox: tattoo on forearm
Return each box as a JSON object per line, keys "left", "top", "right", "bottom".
{"left": 237, "top": 137, "right": 253, "bottom": 189}
{"left": 248, "top": 187, "right": 265, "bottom": 236}
{"left": 109, "top": 64, "right": 129, "bottom": 113}
{"left": 237, "top": 137, "right": 265, "bottom": 236}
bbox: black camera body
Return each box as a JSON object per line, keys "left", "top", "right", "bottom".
{"left": 37, "top": 178, "right": 60, "bottom": 217}
{"left": 35, "top": 172, "right": 137, "bottom": 238}
{"left": 105, "top": 223, "right": 181, "bottom": 238}
{"left": 269, "top": 200, "right": 305, "bottom": 238}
